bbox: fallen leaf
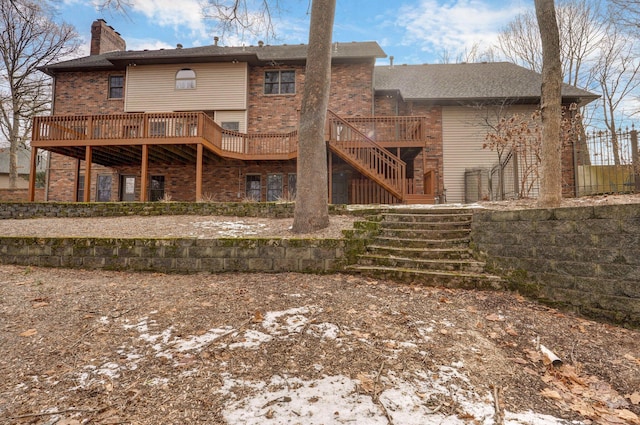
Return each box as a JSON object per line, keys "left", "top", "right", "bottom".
{"left": 252, "top": 310, "right": 264, "bottom": 323}
{"left": 510, "top": 357, "right": 529, "bottom": 365}
{"left": 485, "top": 313, "right": 505, "bottom": 322}
{"left": 616, "top": 409, "right": 640, "bottom": 424}
{"left": 540, "top": 388, "right": 563, "bottom": 401}
{"left": 439, "top": 296, "right": 452, "bottom": 304}
{"left": 624, "top": 353, "right": 640, "bottom": 365}
{"left": 541, "top": 374, "right": 554, "bottom": 384}
{"left": 440, "top": 329, "right": 449, "bottom": 335}
{"left": 32, "top": 301, "right": 49, "bottom": 308}
{"left": 505, "top": 327, "right": 518, "bottom": 336}
{"left": 626, "top": 392, "right": 640, "bottom": 405}
{"left": 19, "top": 328, "right": 37, "bottom": 337}
{"left": 58, "top": 420, "right": 81, "bottom": 425}
{"left": 357, "top": 373, "right": 375, "bottom": 393}
{"left": 466, "top": 306, "right": 478, "bottom": 313}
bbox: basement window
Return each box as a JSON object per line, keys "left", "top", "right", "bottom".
{"left": 245, "top": 174, "right": 261, "bottom": 201}
{"left": 264, "top": 70, "right": 295, "bottom": 94}
{"left": 266, "top": 173, "right": 283, "bottom": 201}
{"left": 176, "top": 68, "right": 196, "bottom": 90}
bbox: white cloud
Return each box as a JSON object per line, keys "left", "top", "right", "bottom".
{"left": 125, "top": 37, "right": 176, "bottom": 51}
{"left": 397, "top": 0, "right": 527, "bottom": 61}
{"left": 129, "top": 0, "right": 208, "bottom": 39}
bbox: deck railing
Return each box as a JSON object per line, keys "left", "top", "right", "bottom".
{"left": 327, "top": 110, "right": 406, "bottom": 199}
{"left": 33, "top": 112, "right": 420, "bottom": 168}
{"left": 33, "top": 112, "right": 299, "bottom": 160}
{"left": 342, "top": 115, "right": 428, "bottom": 143}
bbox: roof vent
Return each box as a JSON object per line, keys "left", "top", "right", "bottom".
{"left": 258, "top": 40, "right": 264, "bottom": 47}
{"left": 176, "top": 43, "right": 183, "bottom": 49}
{"left": 214, "top": 36, "right": 219, "bottom": 46}
{"left": 390, "top": 55, "right": 394, "bottom": 68}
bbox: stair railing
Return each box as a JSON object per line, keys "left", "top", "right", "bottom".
{"left": 327, "top": 110, "right": 406, "bottom": 199}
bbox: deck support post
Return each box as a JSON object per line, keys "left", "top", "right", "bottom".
{"left": 196, "top": 143, "right": 203, "bottom": 202}
{"left": 140, "top": 144, "right": 148, "bottom": 202}
{"left": 328, "top": 150, "right": 333, "bottom": 204}
{"left": 83, "top": 146, "right": 92, "bottom": 202}
{"left": 28, "top": 147, "right": 38, "bottom": 202}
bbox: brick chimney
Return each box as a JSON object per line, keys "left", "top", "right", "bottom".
{"left": 90, "top": 19, "right": 126, "bottom": 55}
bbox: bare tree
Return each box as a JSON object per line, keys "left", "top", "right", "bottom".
{"left": 535, "top": 0, "right": 563, "bottom": 207}
{"left": 498, "top": 11, "right": 542, "bottom": 72}
{"left": 203, "top": 0, "right": 279, "bottom": 41}
{"left": 0, "top": 0, "right": 77, "bottom": 188}
{"left": 437, "top": 42, "right": 497, "bottom": 64}
{"left": 498, "top": 0, "right": 603, "bottom": 90}
{"left": 609, "top": 0, "right": 640, "bottom": 33}
{"left": 591, "top": 23, "right": 640, "bottom": 164}
{"left": 291, "top": 0, "right": 335, "bottom": 233}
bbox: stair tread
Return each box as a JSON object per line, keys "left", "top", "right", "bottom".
{"left": 359, "top": 254, "right": 483, "bottom": 265}
{"left": 349, "top": 265, "right": 502, "bottom": 279}
{"left": 366, "top": 245, "right": 470, "bottom": 252}
{"left": 375, "top": 236, "right": 470, "bottom": 243}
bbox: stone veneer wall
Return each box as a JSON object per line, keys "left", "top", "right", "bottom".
{"left": 471, "top": 204, "right": 640, "bottom": 327}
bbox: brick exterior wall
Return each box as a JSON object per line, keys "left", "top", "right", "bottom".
{"left": 247, "top": 62, "right": 374, "bottom": 132}
{"left": 53, "top": 71, "right": 125, "bottom": 115}
{"left": 374, "top": 94, "right": 445, "bottom": 198}
{"left": 44, "top": 58, "right": 444, "bottom": 203}
{"left": 90, "top": 19, "right": 126, "bottom": 55}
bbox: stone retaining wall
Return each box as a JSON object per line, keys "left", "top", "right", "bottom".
{"left": 471, "top": 204, "right": 640, "bottom": 327}
{"left": 0, "top": 236, "right": 365, "bottom": 274}
{"left": 0, "top": 201, "right": 349, "bottom": 219}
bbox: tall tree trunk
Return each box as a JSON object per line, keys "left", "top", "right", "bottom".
{"left": 292, "top": 0, "right": 336, "bottom": 233}
{"left": 535, "top": 0, "right": 563, "bottom": 207}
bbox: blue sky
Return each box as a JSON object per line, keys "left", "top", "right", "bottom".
{"left": 56, "top": 0, "right": 532, "bottom": 65}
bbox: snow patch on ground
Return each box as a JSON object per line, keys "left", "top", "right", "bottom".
{"left": 69, "top": 306, "right": 583, "bottom": 425}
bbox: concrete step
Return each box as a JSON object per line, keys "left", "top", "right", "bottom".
{"left": 373, "top": 236, "right": 470, "bottom": 249}
{"left": 379, "top": 228, "right": 471, "bottom": 240}
{"left": 365, "top": 245, "right": 474, "bottom": 260}
{"left": 380, "top": 220, "right": 471, "bottom": 230}
{"left": 357, "top": 254, "right": 486, "bottom": 273}
{"left": 348, "top": 265, "right": 504, "bottom": 290}
{"left": 381, "top": 212, "right": 473, "bottom": 224}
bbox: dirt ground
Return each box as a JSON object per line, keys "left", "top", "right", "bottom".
{"left": 1, "top": 195, "right": 640, "bottom": 424}
{"left": 1, "top": 266, "right": 639, "bottom": 425}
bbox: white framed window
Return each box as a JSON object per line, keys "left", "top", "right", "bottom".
{"left": 176, "top": 68, "right": 196, "bottom": 90}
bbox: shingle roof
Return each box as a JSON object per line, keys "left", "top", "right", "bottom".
{"left": 40, "top": 41, "right": 386, "bottom": 74}
{"left": 374, "top": 62, "right": 599, "bottom": 104}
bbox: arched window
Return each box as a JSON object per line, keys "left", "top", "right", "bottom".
{"left": 176, "top": 68, "right": 196, "bottom": 89}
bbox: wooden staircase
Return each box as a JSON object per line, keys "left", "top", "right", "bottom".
{"left": 349, "top": 208, "right": 503, "bottom": 289}
{"left": 327, "top": 110, "right": 406, "bottom": 201}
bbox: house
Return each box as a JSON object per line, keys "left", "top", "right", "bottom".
{"left": 28, "top": 19, "right": 598, "bottom": 205}
{"left": 0, "top": 147, "right": 45, "bottom": 189}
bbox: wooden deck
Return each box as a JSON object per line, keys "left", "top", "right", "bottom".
{"left": 30, "top": 111, "right": 434, "bottom": 203}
